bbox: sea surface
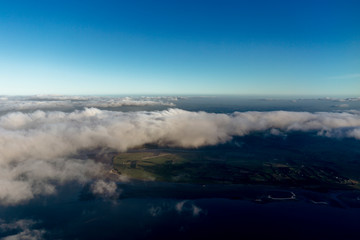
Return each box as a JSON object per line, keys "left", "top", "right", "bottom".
{"left": 1, "top": 182, "right": 360, "bottom": 240}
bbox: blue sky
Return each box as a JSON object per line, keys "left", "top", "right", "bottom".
{"left": 0, "top": 0, "right": 359, "bottom": 96}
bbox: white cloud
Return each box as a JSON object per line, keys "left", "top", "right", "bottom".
{"left": 0, "top": 157, "right": 104, "bottom": 205}
{"left": 175, "top": 200, "right": 187, "bottom": 213}
{"left": 317, "top": 97, "right": 360, "bottom": 102}
{"left": 346, "top": 128, "right": 360, "bottom": 139}
{"left": 192, "top": 205, "right": 202, "bottom": 216}
{"left": 0, "top": 107, "right": 360, "bottom": 205}
{"left": 175, "top": 200, "right": 203, "bottom": 216}
{"left": 0, "top": 219, "right": 45, "bottom": 240}
{"left": 0, "top": 96, "right": 175, "bottom": 113}
{"left": 90, "top": 180, "right": 119, "bottom": 198}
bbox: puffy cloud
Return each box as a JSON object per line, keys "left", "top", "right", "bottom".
{"left": 346, "top": 128, "right": 360, "bottom": 139}
{"left": 0, "top": 219, "right": 45, "bottom": 240}
{"left": 175, "top": 200, "right": 203, "bottom": 216}
{"left": 175, "top": 200, "right": 187, "bottom": 213}
{"left": 1, "top": 107, "right": 360, "bottom": 205}
{"left": 0, "top": 157, "right": 104, "bottom": 205}
{"left": 90, "top": 180, "right": 119, "bottom": 198}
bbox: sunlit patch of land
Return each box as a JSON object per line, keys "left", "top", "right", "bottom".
{"left": 112, "top": 148, "right": 359, "bottom": 190}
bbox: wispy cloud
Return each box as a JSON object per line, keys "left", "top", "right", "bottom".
{"left": 0, "top": 219, "right": 45, "bottom": 240}
{"left": 328, "top": 74, "right": 360, "bottom": 80}
{"left": 175, "top": 200, "right": 203, "bottom": 216}
{"left": 0, "top": 96, "right": 176, "bottom": 113}
{"left": 91, "top": 180, "right": 119, "bottom": 198}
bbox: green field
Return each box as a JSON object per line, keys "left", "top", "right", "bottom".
{"left": 112, "top": 147, "right": 359, "bottom": 189}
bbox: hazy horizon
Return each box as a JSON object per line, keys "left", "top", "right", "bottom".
{"left": 1, "top": 93, "right": 360, "bottom": 98}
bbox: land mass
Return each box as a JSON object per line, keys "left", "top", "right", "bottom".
{"left": 112, "top": 145, "right": 359, "bottom": 191}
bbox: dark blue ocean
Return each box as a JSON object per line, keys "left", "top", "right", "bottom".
{"left": 1, "top": 182, "right": 360, "bottom": 240}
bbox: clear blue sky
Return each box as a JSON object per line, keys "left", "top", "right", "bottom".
{"left": 0, "top": 0, "right": 359, "bottom": 96}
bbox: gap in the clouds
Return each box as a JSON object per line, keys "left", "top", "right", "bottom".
{"left": 72, "top": 132, "right": 360, "bottom": 194}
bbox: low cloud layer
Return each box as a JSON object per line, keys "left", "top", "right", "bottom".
{"left": 1, "top": 107, "right": 360, "bottom": 205}
{"left": 0, "top": 95, "right": 176, "bottom": 112}
{"left": 91, "top": 180, "right": 119, "bottom": 198}
{"left": 0, "top": 219, "right": 45, "bottom": 240}
{"left": 175, "top": 200, "right": 203, "bottom": 216}
{"left": 317, "top": 97, "right": 360, "bottom": 102}
{"left": 148, "top": 200, "right": 203, "bottom": 217}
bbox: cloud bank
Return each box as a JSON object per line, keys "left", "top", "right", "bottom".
{"left": 1, "top": 107, "right": 360, "bottom": 205}
{"left": 0, "top": 95, "right": 175, "bottom": 112}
